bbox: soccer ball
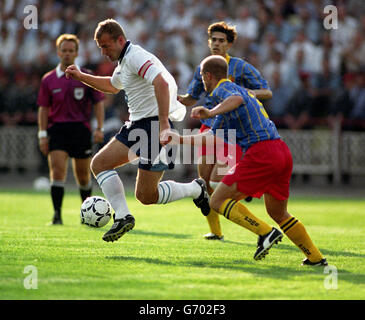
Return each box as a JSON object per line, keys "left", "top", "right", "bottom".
{"left": 80, "top": 196, "right": 112, "bottom": 227}
{"left": 33, "top": 176, "right": 50, "bottom": 191}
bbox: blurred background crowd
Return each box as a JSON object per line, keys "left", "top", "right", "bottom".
{"left": 0, "top": 0, "right": 365, "bottom": 137}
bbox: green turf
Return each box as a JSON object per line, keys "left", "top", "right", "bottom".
{"left": 0, "top": 189, "right": 364, "bottom": 300}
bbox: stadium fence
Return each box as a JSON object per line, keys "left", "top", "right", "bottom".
{"left": 0, "top": 125, "right": 364, "bottom": 184}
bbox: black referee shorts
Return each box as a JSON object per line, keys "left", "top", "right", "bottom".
{"left": 48, "top": 122, "right": 92, "bottom": 159}
{"left": 115, "top": 116, "right": 176, "bottom": 171}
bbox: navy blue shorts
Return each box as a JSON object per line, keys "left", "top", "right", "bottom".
{"left": 115, "top": 116, "right": 176, "bottom": 171}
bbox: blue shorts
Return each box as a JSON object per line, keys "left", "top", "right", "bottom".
{"left": 115, "top": 116, "right": 176, "bottom": 171}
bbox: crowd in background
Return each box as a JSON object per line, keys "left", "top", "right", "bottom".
{"left": 0, "top": 0, "right": 365, "bottom": 134}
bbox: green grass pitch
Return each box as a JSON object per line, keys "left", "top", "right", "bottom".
{"left": 0, "top": 189, "right": 364, "bottom": 300}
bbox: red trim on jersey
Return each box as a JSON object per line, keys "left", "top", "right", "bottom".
{"left": 142, "top": 63, "right": 153, "bottom": 78}
{"left": 138, "top": 60, "right": 153, "bottom": 78}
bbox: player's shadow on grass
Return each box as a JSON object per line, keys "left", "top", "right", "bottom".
{"left": 276, "top": 242, "right": 365, "bottom": 259}
{"left": 80, "top": 227, "right": 191, "bottom": 239}
{"left": 131, "top": 229, "right": 191, "bottom": 239}
{"left": 106, "top": 255, "right": 365, "bottom": 285}
{"left": 105, "top": 255, "right": 305, "bottom": 280}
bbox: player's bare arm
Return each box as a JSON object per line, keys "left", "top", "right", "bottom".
{"left": 153, "top": 73, "right": 171, "bottom": 145}
{"left": 37, "top": 106, "right": 49, "bottom": 156}
{"left": 250, "top": 88, "right": 273, "bottom": 100}
{"left": 177, "top": 94, "right": 198, "bottom": 107}
{"left": 65, "top": 65, "right": 119, "bottom": 94}
{"left": 167, "top": 129, "right": 217, "bottom": 148}
{"left": 191, "top": 95, "right": 243, "bottom": 119}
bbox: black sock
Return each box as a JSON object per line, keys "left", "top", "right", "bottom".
{"left": 80, "top": 187, "right": 92, "bottom": 202}
{"left": 51, "top": 185, "right": 64, "bottom": 218}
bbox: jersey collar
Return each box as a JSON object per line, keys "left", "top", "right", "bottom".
{"left": 225, "top": 54, "right": 231, "bottom": 65}
{"left": 118, "top": 40, "right": 131, "bottom": 63}
{"left": 210, "top": 78, "right": 231, "bottom": 96}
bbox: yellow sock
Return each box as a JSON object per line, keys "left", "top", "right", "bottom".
{"left": 219, "top": 199, "right": 272, "bottom": 236}
{"left": 280, "top": 216, "right": 323, "bottom": 262}
{"left": 206, "top": 209, "right": 223, "bottom": 237}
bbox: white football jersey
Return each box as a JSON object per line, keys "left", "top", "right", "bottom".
{"left": 111, "top": 42, "right": 186, "bottom": 122}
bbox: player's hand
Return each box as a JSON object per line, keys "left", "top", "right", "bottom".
{"left": 160, "top": 129, "right": 181, "bottom": 145}
{"left": 93, "top": 129, "right": 104, "bottom": 144}
{"left": 160, "top": 128, "right": 172, "bottom": 146}
{"left": 191, "top": 106, "right": 211, "bottom": 119}
{"left": 65, "top": 65, "right": 82, "bottom": 81}
{"left": 39, "top": 137, "right": 49, "bottom": 156}
{"left": 159, "top": 120, "right": 171, "bottom": 146}
{"left": 247, "top": 89, "right": 256, "bottom": 98}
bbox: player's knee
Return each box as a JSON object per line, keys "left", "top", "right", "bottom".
{"left": 267, "top": 209, "right": 289, "bottom": 225}
{"left": 209, "top": 194, "right": 223, "bottom": 213}
{"left": 90, "top": 155, "right": 102, "bottom": 176}
{"left": 78, "top": 177, "right": 90, "bottom": 187}
{"left": 135, "top": 189, "right": 157, "bottom": 205}
{"left": 50, "top": 167, "right": 66, "bottom": 182}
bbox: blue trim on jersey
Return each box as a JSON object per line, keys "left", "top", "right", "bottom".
{"left": 186, "top": 56, "right": 270, "bottom": 128}
{"left": 210, "top": 81, "right": 280, "bottom": 152}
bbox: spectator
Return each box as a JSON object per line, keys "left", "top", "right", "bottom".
{"left": 330, "top": 4, "right": 358, "bottom": 49}
{"left": 0, "top": 26, "right": 17, "bottom": 70}
{"left": 263, "top": 48, "right": 298, "bottom": 89}
{"left": 342, "top": 31, "right": 365, "bottom": 74}
{"left": 296, "top": 6, "right": 321, "bottom": 44}
{"left": 283, "top": 72, "right": 314, "bottom": 130}
{"left": 258, "top": 31, "right": 285, "bottom": 66}
{"left": 316, "top": 32, "right": 342, "bottom": 75}
{"left": 327, "top": 73, "right": 357, "bottom": 131}
{"left": 40, "top": 4, "right": 63, "bottom": 40}
{"left": 265, "top": 69, "right": 293, "bottom": 129}
{"left": 265, "top": 12, "right": 295, "bottom": 45}
{"left": 234, "top": 6, "right": 259, "bottom": 40}
{"left": 287, "top": 30, "right": 320, "bottom": 73}
{"left": 309, "top": 58, "right": 342, "bottom": 125}
{"left": 60, "top": 6, "right": 81, "bottom": 35}
{"left": 348, "top": 71, "right": 365, "bottom": 130}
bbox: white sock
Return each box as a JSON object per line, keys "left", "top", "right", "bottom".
{"left": 51, "top": 180, "right": 65, "bottom": 187}
{"left": 96, "top": 170, "right": 131, "bottom": 219}
{"left": 157, "top": 180, "right": 202, "bottom": 204}
{"left": 209, "top": 180, "right": 219, "bottom": 190}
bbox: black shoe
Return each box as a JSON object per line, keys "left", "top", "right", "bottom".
{"left": 102, "top": 214, "right": 135, "bottom": 242}
{"left": 244, "top": 196, "right": 252, "bottom": 202}
{"left": 302, "top": 258, "right": 328, "bottom": 266}
{"left": 51, "top": 211, "right": 63, "bottom": 225}
{"left": 254, "top": 227, "right": 283, "bottom": 260}
{"left": 51, "top": 217, "right": 63, "bottom": 225}
{"left": 193, "top": 178, "right": 210, "bottom": 216}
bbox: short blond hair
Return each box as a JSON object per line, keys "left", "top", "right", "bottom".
{"left": 56, "top": 34, "right": 79, "bottom": 51}
{"left": 94, "top": 18, "right": 126, "bottom": 41}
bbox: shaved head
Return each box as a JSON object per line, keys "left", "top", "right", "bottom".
{"left": 200, "top": 55, "right": 228, "bottom": 92}
{"left": 201, "top": 55, "right": 228, "bottom": 80}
